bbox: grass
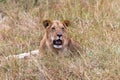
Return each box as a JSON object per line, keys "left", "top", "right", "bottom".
{"left": 0, "top": 0, "right": 120, "bottom": 80}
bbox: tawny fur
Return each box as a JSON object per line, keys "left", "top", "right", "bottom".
{"left": 39, "top": 20, "right": 82, "bottom": 57}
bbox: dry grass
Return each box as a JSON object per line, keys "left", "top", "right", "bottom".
{"left": 0, "top": 0, "right": 120, "bottom": 80}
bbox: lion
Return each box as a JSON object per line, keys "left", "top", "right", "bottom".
{"left": 39, "top": 20, "right": 82, "bottom": 57}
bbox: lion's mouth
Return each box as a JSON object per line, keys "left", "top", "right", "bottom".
{"left": 53, "top": 39, "right": 63, "bottom": 49}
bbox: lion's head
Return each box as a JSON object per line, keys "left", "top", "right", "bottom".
{"left": 43, "top": 20, "right": 70, "bottom": 49}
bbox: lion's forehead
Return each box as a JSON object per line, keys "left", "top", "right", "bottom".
{"left": 52, "top": 20, "right": 64, "bottom": 27}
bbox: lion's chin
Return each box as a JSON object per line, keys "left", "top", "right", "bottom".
{"left": 53, "top": 45, "right": 63, "bottom": 49}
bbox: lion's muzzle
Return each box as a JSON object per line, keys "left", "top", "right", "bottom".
{"left": 53, "top": 39, "right": 63, "bottom": 49}
{"left": 52, "top": 33, "right": 63, "bottom": 49}
{"left": 53, "top": 39, "right": 62, "bottom": 45}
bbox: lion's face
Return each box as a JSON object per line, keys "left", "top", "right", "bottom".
{"left": 43, "top": 20, "right": 70, "bottom": 49}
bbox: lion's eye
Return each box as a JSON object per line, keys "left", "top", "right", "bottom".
{"left": 62, "top": 27, "right": 64, "bottom": 30}
{"left": 52, "top": 27, "right": 55, "bottom": 31}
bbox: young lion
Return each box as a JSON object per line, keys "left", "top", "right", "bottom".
{"left": 39, "top": 20, "right": 82, "bottom": 57}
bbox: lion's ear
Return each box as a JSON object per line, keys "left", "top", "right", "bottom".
{"left": 63, "top": 20, "right": 70, "bottom": 27}
{"left": 43, "top": 20, "right": 52, "bottom": 28}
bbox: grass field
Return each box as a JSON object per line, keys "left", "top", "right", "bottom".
{"left": 0, "top": 0, "right": 120, "bottom": 80}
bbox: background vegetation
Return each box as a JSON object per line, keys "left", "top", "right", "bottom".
{"left": 0, "top": 0, "right": 120, "bottom": 80}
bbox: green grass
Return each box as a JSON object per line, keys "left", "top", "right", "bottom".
{"left": 0, "top": 0, "right": 120, "bottom": 80}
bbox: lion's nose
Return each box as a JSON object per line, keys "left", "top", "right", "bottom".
{"left": 57, "top": 34, "right": 62, "bottom": 37}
